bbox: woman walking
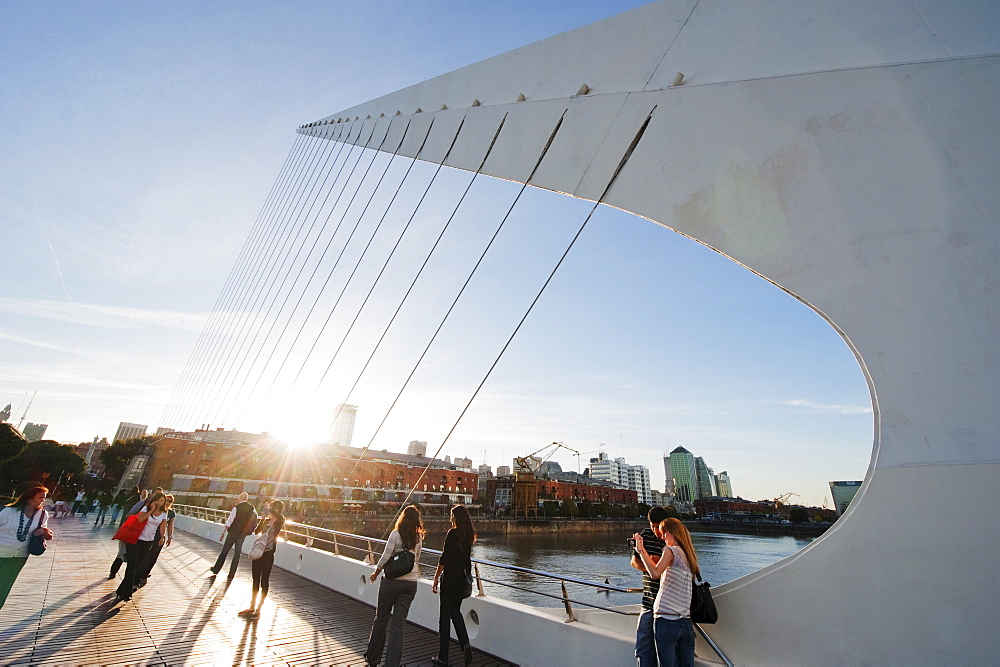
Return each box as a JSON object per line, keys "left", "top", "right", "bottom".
{"left": 364, "top": 505, "right": 424, "bottom": 667}
{"left": 0, "top": 486, "right": 53, "bottom": 610}
{"left": 239, "top": 499, "right": 284, "bottom": 618}
{"left": 633, "top": 518, "right": 701, "bottom": 667}
{"left": 115, "top": 492, "right": 167, "bottom": 603}
{"left": 431, "top": 505, "right": 476, "bottom": 666}
{"left": 138, "top": 494, "right": 176, "bottom": 586}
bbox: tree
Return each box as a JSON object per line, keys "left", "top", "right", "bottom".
{"left": 637, "top": 502, "right": 652, "bottom": 518}
{"left": 0, "top": 423, "right": 28, "bottom": 466}
{"left": 789, "top": 508, "right": 810, "bottom": 523}
{"left": 99, "top": 435, "right": 157, "bottom": 483}
{"left": 542, "top": 500, "right": 560, "bottom": 517}
{"left": 560, "top": 499, "right": 579, "bottom": 518}
{"left": 664, "top": 505, "right": 680, "bottom": 519}
{"left": 3, "top": 440, "right": 85, "bottom": 485}
{"left": 577, "top": 499, "right": 594, "bottom": 518}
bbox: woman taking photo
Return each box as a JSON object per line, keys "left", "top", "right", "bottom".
{"left": 0, "top": 486, "right": 53, "bottom": 610}
{"left": 364, "top": 505, "right": 424, "bottom": 667}
{"left": 239, "top": 499, "right": 284, "bottom": 618}
{"left": 431, "top": 505, "right": 476, "bottom": 666}
{"left": 115, "top": 491, "right": 167, "bottom": 603}
{"left": 633, "top": 518, "right": 700, "bottom": 667}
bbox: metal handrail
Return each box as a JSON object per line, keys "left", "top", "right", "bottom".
{"left": 175, "top": 503, "right": 729, "bottom": 662}
{"left": 174, "top": 503, "right": 641, "bottom": 618}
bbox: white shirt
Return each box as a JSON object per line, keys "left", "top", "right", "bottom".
{"left": 137, "top": 507, "right": 167, "bottom": 542}
{"left": 0, "top": 506, "right": 48, "bottom": 558}
{"left": 376, "top": 530, "right": 422, "bottom": 581}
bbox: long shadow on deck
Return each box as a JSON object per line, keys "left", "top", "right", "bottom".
{"left": 0, "top": 516, "right": 513, "bottom": 666}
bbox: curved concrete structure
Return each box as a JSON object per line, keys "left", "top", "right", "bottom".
{"left": 300, "top": 2, "right": 1000, "bottom": 663}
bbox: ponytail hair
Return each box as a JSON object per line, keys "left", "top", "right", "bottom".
{"left": 659, "top": 518, "right": 700, "bottom": 578}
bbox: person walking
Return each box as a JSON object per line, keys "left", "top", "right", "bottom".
{"left": 631, "top": 506, "right": 669, "bottom": 667}
{"left": 115, "top": 492, "right": 167, "bottom": 603}
{"left": 364, "top": 505, "right": 424, "bottom": 667}
{"left": 0, "top": 486, "right": 53, "bottom": 610}
{"left": 633, "top": 518, "right": 701, "bottom": 667}
{"left": 211, "top": 492, "right": 257, "bottom": 580}
{"left": 430, "top": 505, "right": 476, "bottom": 666}
{"left": 109, "top": 487, "right": 154, "bottom": 578}
{"left": 108, "top": 489, "right": 129, "bottom": 525}
{"left": 93, "top": 490, "right": 113, "bottom": 526}
{"left": 239, "top": 499, "right": 285, "bottom": 618}
{"left": 138, "top": 494, "right": 175, "bottom": 586}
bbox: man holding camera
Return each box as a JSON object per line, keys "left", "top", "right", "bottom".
{"left": 630, "top": 506, "right": 669, "bottom": 666}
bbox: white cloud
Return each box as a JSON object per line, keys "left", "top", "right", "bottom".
{"left": 774, "top": 399, "right": 873, "bottom": 415}
{"left": 0, "top": 330, "right": 81, "bottom": 354}
{"left": 0, "top": 297, "right": 209, "bottom": 331}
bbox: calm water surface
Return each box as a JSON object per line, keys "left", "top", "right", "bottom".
{"left": 467, "top": 528, "right": 813, "bottom": 609}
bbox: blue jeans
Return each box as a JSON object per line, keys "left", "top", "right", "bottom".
{"left": 636, "top": 608, "right": 656, "bottom": 667}
{"left": 653, "top": 617, "right": 695, "bottom": 667}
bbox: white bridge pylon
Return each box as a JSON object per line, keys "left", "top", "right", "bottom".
{"left": 300, "top": 2, "right": 999, "bottom": 664}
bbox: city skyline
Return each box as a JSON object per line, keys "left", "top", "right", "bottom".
{"left": 0, "top": 1, "right": 873, "bottom": 508}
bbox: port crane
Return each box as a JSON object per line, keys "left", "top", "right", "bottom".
{"left": 512, "top": 441, "right": 580, "bottom": 519}
{"left": 774, "top": 492, "right": 799, "bottom": 507}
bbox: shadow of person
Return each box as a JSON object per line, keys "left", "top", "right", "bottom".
{"left": 231, "top": 614, "right": 260, "bottom": 665}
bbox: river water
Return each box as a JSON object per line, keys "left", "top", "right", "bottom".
{"left": 467, "top": 528, "right": 814, "bottom": 609}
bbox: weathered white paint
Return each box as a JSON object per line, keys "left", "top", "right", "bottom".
{"left": 300, "top": 1, "right": 1000, "bottom": 664}
{"left": 174, "top": 515, "right": 707, "bottom": 666}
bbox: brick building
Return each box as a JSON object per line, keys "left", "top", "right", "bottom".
{"left": 146, "top": 429, "right": 475, "bottom": 511}
{"left": 484, "top": 475, "right": 638, "bottom": 510}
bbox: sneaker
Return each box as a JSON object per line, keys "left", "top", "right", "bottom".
{"left": 238, "top": 608, "right": 255, "bottom": 616}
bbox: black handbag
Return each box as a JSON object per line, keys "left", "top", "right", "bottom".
{"left": 461, "top": 572, "right": 474, "bottom": 599}
{"left": 27, "top": 510, "right": 47, "bottom": 556}
{"left": 383, "top": 548, "right": 415, "bottom": 579}
{"left": 690, "top": 574, "right": 718, "bottom": 624}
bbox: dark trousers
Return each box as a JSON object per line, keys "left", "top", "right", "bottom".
{"left": 116, "top": 540, "right": 155, "bottom": 599}
{"left": 141, "top": 541, "right": 165, "bottom": 581}
{"left": 93, "top": 506, "right": 109, "bottom": 525}
{"left": 212, "top": 532, "right": 247, "bottom": 578}
{"left": 365, "top": 577, "right": 417, "bottom": 667}
{"left": 636, "top": 608, "right": 656, "bottom": 666}
{"left": 251, "top": 550, "right": 275, "bottom": 597}
{"left": 438, "top": 590, "right": 470, "bottom": 661}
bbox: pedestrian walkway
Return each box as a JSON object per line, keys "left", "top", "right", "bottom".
{"left": 0, "top": 515, "right": 514, "bottom": 666}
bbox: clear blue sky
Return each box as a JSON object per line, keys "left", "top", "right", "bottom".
{"left": 0, "top": 1, "right": 873, "bottom": 507}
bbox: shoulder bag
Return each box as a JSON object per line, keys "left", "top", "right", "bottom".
{"left": 28, "top": 509, "right": 48, "bottom": 556}
{"left": 690, "top": 574, "right": 718, "bottom": 624}
{"left": 383, "top": 547, "right": 415, "bottom": 579}
{"left": 113, "top": 513, "right": 147, "bottom": 545}
{"left": 248, "top": 531, "right": 269, "bottom": 560}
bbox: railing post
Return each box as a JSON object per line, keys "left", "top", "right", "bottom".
{"left": 561, "top": 581, "right": 576, "bottom": 623}
{"left": 305, "top": 525, "right": 314, "bottom": 548}
{"left": 366, "top": 540, "right": 375, "bottom": 565}
{"left": 474, "top": 563, "right": 486, "bottom": 597}
{"left": 333, "top": 533, "right": 340, "bottom": 556}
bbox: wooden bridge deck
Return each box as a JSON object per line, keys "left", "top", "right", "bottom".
{"left": 0, "top": 516, "right": 514, "bottom": 666}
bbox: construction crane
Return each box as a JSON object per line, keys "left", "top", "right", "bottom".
{"left": 774, "top": 492, "right": 799, "bottom": 507}
{"left": 512, "top": 441, "right": 580, "bottom": 519}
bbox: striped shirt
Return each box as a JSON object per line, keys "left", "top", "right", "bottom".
{"left": 653, "top": 545, "right": 692, "bottom": 619}
{"left": 638, "top": 527, "right": 665, "bottom": 610}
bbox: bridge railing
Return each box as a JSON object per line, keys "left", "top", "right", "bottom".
{"left": 174, "top": 503, "right": 641, "bottom": 620}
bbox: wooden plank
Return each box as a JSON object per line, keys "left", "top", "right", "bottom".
{"left": 0, "top": 517, "right": 515, "bottom": 666}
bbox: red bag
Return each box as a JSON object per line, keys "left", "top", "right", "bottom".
{"left": 113, "top": 514, "right": 147, "bottom": 544}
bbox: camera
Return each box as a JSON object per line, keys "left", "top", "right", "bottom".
{"left": 627, "top": 537, "right": 637, "bottom": 548}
